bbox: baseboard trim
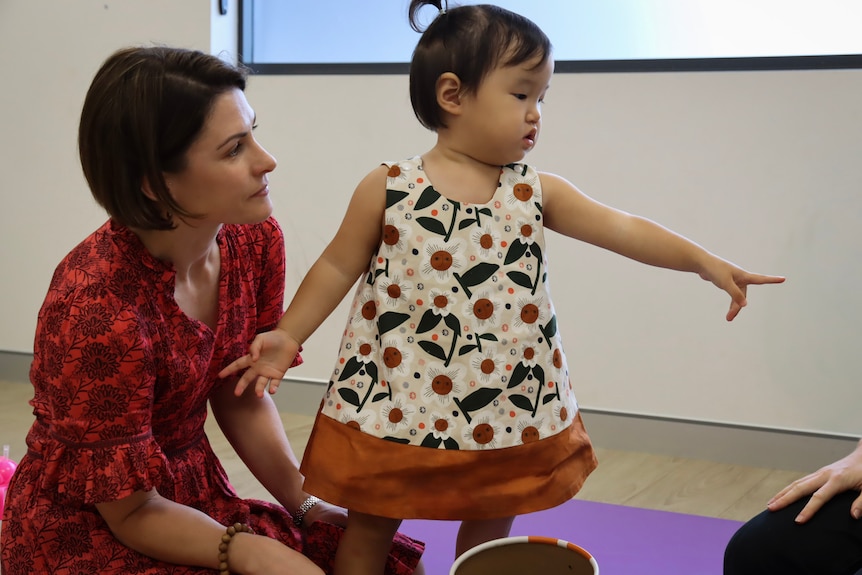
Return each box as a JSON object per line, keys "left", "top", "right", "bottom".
{"left": 2, "top": 351, "right": 855, "bottom": 472}
{"left": 0, "top": 350, "right": 31, "bottom": 383}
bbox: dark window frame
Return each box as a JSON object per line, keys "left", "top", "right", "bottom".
{"left": 238, "top": 0, "right": 862, "bottom": 75}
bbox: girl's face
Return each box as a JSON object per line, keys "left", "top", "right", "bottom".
{"left": 166, "top": 88, "right": 277, "bottom": 226}
{"left": 457, "top": 55, "right": 554, "bottom": 166}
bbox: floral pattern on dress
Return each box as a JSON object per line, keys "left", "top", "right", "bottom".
{"left": 320, "top": 157, "right": 579, "bottom": 452}
{"left": 0, "top": 217, "right": 423, "bottom": 575}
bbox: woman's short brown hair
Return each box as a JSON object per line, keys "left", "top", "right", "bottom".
{"left": 78, "top": 46, "right": 248, "bottom": 230}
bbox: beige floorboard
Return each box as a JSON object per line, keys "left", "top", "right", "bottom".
{"left": 0, "top": 379, "right": 806, "bottom": 522}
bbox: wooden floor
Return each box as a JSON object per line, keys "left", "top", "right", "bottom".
{"left": 0, "top": 379, "right": 804, "bottom": 522}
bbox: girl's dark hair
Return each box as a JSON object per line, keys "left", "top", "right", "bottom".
{"left": 407, "top": 1, "right": 552, "bottom": 131}
{"left": 78, "top": 46, "right": 249, "bottom": 230}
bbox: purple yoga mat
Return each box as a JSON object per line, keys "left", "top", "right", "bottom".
{"left": 399, "top": 499, "right": 745, "bottom": 575}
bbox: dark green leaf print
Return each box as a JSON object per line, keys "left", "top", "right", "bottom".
{"left": 338, "top": 356, "right": 364, "bottom": 381}
{"left": 414, "top": 186, "right": 441, "bottom": 210}
{"left": 507, "top": 271, "right": 533, "bottom": 290}
{"left": 455, "top": 263, "right": 499, "bottom": 289}
{"left": 417, "top": 216, "right": 447, "bottom": 236}
{"left": 386, "top": 189, "right": 409, "bottom": 208}
{"left": 365, "top": 361, "right": 379, "bottom": 382}
{"left": 530, "top": 243, "right": 543, "bottom": 263}
{"left": 378, "top": 311, "right": 410, "bottom": 335}
{"left": 457, "top": 388, "right": 502, "bottom": 413}
{"left": 508, "top": 363, "right": 530, "bottom": 388}
{"left": 444, "top": 313, "right": 461, "bottom": 332}
{"left": 459, "top": 344, "right": 478, "bottom": 355}
{"left": 337, "top": 387, "right": 361, "bottom": 407}
{"left": 420, "top": 433, "right": 443, "bottom": 448}
{"left": 383, "top": 436, "right": 411, "bottom": 444}
{"left": 443, "top": 437, "right": 460, "bottom": 450}
{"left": 419, "top": 340, "right": 447, "bottom": 361}
{"left": 372, "top": 392, "right": 389, "bottom": 403}
{"left": 532, "top": 365, "right": 545, "bottom": 384}
{"left": 479, "top": 333, "right": 499, "bottom": 342}
{"left": 504, "top": 241, "right": 529, "bottom": 264}
{"left": 542, "top": 315, "right": 558, "bottom": 341}
{"left": 543, "top": 393, "right": 556, "bottom": 405}
{"left": 416, "top": 309, "right": 443, "bottom": 334}
{"left": 509, "top": 394, "right": 534, "bottom": 411}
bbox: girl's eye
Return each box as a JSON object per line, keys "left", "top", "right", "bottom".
{"left": 513, "top": 93, "right": 527, "bottom": 100}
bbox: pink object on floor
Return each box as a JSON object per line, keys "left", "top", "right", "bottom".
{"left": 0, "top": 444, "right": 17, "bottom": 516}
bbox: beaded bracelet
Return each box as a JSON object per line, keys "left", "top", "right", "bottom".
{"left": 218, "top": 522, "right": 254, "bottom": 575}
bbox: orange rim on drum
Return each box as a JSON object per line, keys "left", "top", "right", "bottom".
{"left": 450, "top": 535, "right": 599, "bottom": 575}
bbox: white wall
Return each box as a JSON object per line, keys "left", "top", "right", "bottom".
{"left": 1, "top": 0, "right": 859, "bottom": 437}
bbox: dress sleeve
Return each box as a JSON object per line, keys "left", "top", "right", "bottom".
{"left": 30, "top": 289, "right": 170, "bottom": 506}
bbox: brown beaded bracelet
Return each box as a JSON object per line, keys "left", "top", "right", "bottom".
{"left": 217, "top": 522, "right": 255, "bottom": 575}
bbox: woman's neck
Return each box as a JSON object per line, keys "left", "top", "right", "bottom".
{"left": 131, "top": 222, "right": 222, "bottom": 281}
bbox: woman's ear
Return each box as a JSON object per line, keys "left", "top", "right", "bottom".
{"left": 436, "top": 72, "right": 463, "bottom": 116}
{"left": 141, "top": 176, "right": 170, "bottom": 202}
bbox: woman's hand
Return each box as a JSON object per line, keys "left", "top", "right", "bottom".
{"left": 218, "top": 328, "right": 301, "bottom": 397}
{"left": 767, "top": 439, "right": 862, "bottom": 523}
{"left": 697, "top": 257, "right": 785, "bottom": 321}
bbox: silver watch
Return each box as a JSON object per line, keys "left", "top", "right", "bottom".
{"left": 293, "top": 495, "right": 321, "bottom": 527}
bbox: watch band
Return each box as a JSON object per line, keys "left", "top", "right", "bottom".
{"left": 293, "top": 495, "right": 321, "bottom": 527}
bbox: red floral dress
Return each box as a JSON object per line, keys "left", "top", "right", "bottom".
{"left": 0, "top": 218, "right": 423, "bottom": 574}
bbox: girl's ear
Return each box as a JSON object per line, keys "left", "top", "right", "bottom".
{"left": 436, "top": 72, "right": 463, "bottom": 116}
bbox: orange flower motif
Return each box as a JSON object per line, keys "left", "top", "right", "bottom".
{"left": 462, "top": 416, "right": 502, "bottom": 449}
{"left": 380, "top": 397, "right": 416, "bottom": 432}
{"left": 420, "top": 239, "right": 464, "bottom": 281}
{"left": 422, "top": 362, "right": 464, "bottom": 405}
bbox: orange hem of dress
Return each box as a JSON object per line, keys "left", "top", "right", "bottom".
{"left": 299, "top": 411, "right": 597, "bottom": 521}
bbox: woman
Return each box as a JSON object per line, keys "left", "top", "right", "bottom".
{"left": 724, "top": 438, "right": 862, "bottom": 574}
{"left": 0, "top": 46, "right": 423, "bottom": 575}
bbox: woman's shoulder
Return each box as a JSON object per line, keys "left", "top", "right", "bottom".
{"left": 50, "top": 220, "right": 158, "bottom": 293}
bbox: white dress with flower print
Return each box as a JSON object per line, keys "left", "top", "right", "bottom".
{"left": 301, "top": 157, "right": 596, "bottom": 520}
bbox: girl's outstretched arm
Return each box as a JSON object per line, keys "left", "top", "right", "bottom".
{"left": 539, "top": 172, "right": 785, "bottom": 321}
{"left": 220, "top": 166, "right": 389, "bottom": 396}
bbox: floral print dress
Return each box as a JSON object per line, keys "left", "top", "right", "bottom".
{"left": 0, "top": 218, "right": 422, "bottom": 574}
{"left": 300, "top": 158, "right": 597, "bottom": 521}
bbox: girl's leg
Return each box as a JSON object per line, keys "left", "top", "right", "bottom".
{"left": 334, "top": 509, "right": 403, "bottom": 575}
{"left": 455, "top": 516, "right": 516, "bottom": 559}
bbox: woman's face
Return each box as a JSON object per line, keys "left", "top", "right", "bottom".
{"left": 166, "top": 88, "right": 277, "bottom": 226}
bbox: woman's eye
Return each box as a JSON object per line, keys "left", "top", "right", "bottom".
{"left": 228, "top": 142, "right": 242, "bottom": 157}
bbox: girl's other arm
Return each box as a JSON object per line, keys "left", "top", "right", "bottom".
{"left": 221, "top": 166, "right": 388, "bottom": 394}
{"left": 539, "top": 172, "right": 784, "bottom": 321}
